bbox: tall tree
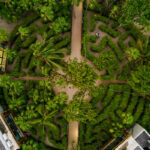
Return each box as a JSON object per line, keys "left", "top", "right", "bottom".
{"left": 63, "top": 93, "right": 98, "bottom": 122}
{"left": 110, "top": 0, "right": 150, "bottom": 30}
{"left": 30, "top": 41, "right": 65, "bottom": 68}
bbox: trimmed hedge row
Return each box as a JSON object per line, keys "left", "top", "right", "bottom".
{"left": 118, "top": 32, "right": 129, "bottom": 51}
{"left": 79, "top": 81, "right": 150, "bottom": 149}
{"left": 90, "top": 36, "right": 125, "bottom": 62}
{"left": 95, "top": 14, "right": 109, "bottom": 24}
{"left": 55, "top": 34, "right": 70, "bottom": 49}
{"left": 22, "top": 34, "right": 37, "bottom": 49}
{"left": 98, "top": 24, "right": 121, "bottom": 38}
{"left": 83, "top": 11, "right": 88, "bottom": 32}
{"left": 89, "top": 13, "right": 109, "bottom": 32}
{"left": 90, "top": 14, "right": 96, "bottom": 32}
{"left": 9, "top": 13, "right": 39, "bottom": 45}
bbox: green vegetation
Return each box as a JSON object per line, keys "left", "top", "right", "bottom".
{"left": 0, "top": 0, "right": 150, "bottom": 149}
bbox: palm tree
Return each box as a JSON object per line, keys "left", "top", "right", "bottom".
{"left": 26, "top": 104, "right": 58, "bottom": 141}
{"left": 30, "top": 41, "right": 65, "bottom": 68}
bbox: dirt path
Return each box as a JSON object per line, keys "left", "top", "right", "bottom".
{"left": 12, "top": 76, "right": 49, "bottom": 81}
{"left": 70, "top": 2, "right": 83, "bottom": 61}
{"left": 67, "top": 2, "right": 83, "bottom": 150}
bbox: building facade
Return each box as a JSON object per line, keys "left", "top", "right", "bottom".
{"left": 0, "top": 110, "right": 26, "bottom": 150}
{"left": 102, "top": 124, "right": 150, "bottom": 150}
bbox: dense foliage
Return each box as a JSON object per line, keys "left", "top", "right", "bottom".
{"left": 65, "top": 58, "right": 98, "bottom": 90}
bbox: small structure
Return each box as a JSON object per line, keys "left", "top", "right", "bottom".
{"left": 101, "top": 124, "right": 150, "bottom": 150}
{"left": 0, "top": 45, "right": 6, "bottom": 73}
{"left": 0, "top": 110, "right": 26, "bottom": 150}
{"left": 95, "top": 32, "right": 100, "bottom": 38}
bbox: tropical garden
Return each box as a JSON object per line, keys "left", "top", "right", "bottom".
{"left": 0, "top": 0, "right": 150, "bottom": 150}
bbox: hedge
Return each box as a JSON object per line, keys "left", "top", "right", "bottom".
{"left": 90, "top": 13, "right": 96, "bottom": 32}
{"left": 83, "top": 11, "right": 88, "bottom": 32}
{"left": 133, "top": 98, "right": 145, "bottom": 123}
{"left": 21, "top": 34, "right": 37, "bottom": 49}
{"left": 118, "top": 32, "right": 129, "bottom": 51}
{"left": 9, "top": 13, "right": 39, "bottom": 45}
{"left": 90, "top": 36, "right": 108, "bottom": 52}
{"left": 55, "top": 34, "right": 70, "bottom": 49}
{"left": 89, "top": 35, "right": 98, "bottom": 43}
{"left": 22, "top": 51, "right": 33, "bottom": 68}
{"left": 14, "top": 53, "right": 25, "bottom": 72}
{"left": 38, "top": 24, "right": 49, "bottom": 35}
{"left": 111, "top": 21, "right": 119, "bottom": 29}
{"left": 128, "top": 39, "right": 136, "bottom": 47}
{"left": 28, "top": 24, "right": 39, "bottom": 33}
{"left": 13, "top": 36, "right": 22, "bottom": 51}
{"left": 101, "top": 88, "right": 114, "bottom": 107}
{"left": 98, "top": 24, "right": 121, "bottom": 38}
{"left": 95, "top": 14, "right": 109, "bottom": 24}
{"left": 107, "top": 36, "right": 125, "bottom": 62}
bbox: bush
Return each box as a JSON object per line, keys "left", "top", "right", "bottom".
{"left": 90, "top": 36, "right": 108, "bottom": 52}
{"left": 28, "top": 24, "right": 39, "bottom": 33}
{"left": 90, "top": 85, "right": 108, "bottom": 106}
{"left": 55, "top": 34, "right": 70, "bottom": 49}
{"left": 107, "top": 37, "right": 125, "bottom": 62}
{"left": 22, "top": 34, "right": 37, "bottom": 49}
{"left": 90, "top": 14, "right": 96, "bottom": 32}
{"left": 13, "top": 36, "right": 22, "bottom": 51}
{"left": 14, "top": 53, "right": 24, "bottom": 72}
{"left": 9, "top": 14, "right": 39, "bottom": 45}
{"left": 128, "top": 39, "right": 136, "bottom": 47}
{"left": 89, "top": 35, "right": 98, "bottom": 43}
{"left": 38, "top": 24, "right": 49, "bottom": 35}
{"left": 95, "top": 14, "right": 109, "bottom": 24}
{"left": 126, "top": 94, "right": 138, "bottom": 114}
{"left": 111, "top": 21, "right": 119, "bottom": 29}
{"left": 22, "top": 51, "right": 33, "bottom": 68}
{"left": 133, "top": 98, "right": 145, "bottom": 122}
{"left": 83, "top": 11, "right": 88, "bottom": 32}
{"left": 66, "top": 58, "right": 98, "bottom": 90}
{"left": 102, "top": 88, "right": 114, "bottom": 107}
{"left": 99, "top": 24, "right": 121, "bottom": 38}
{"left": 118, "top": 32, "right": 129, "bottom": 51}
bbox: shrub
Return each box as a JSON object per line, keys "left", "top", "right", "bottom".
{"left": 90, "top": 14, "right": 96, "bottom": 32}
{"left": 107, "top": 37, "right": 125, "bottom": 62}
{"left": 126, "top": 94, "right": 138, "bottom": 114}
{"left": 133, "top": 98, "right": 145, "bottom": 122}
{"left": 118, "top": 32, "right": 129, "bottom": 51}
{"left": 99, "top": 24, "right": 121, "bottom": 38}
{"left": 89, "top": 35, "right": 98, "bottom": 43}
{"left": 22, "top": 51, "right": 33, "bottom": 68}
{"left": 13, "top": 36, "right": 22, "bottom": 51}
{"left": 38, "top": 24, "right": 49, "bottom": 35}
{"left": 65, "top": 58, "right": 98, "bottom": 90}
{"left": 128, "top": 39, "right": 136, "bottom": 47}
{"left": 28, "top": 24, "right": 39, "bottom": 33}
{"left": 55, "top": 34, "right": 70, "bottom": 49}
{"left": 93, "top": 50, "right": 120, "bottom": 72}
{"left": 21, "top": 34, "right": 37, "bottom": 49}
{"left": 102, "top": 87, "right": 114, "bottom": 107}
{"left": 111, "top": 21, "right": 119, "bottom": 29}
{"left": 9, "top": 14, "right": 39, "bottom": 45}
{"left": 14, "top": 53, "right": 24, "bottom": 72}
{"left": 0, "top": 28, "right": 8, "bottom": 43}
{"left": 83, "top": 11, "right": 88, "bottom": 32}
{"left": 95, "top": 14, "right": 109, "bottom": 24}
{"left": 90, "top": 84, "right": 108, "bottom": 106}
{"left": 90, "top": 36, "right": 108, "bottom": 52}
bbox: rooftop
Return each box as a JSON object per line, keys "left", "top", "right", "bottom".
{"left": 0, "top": 46, "right": 6, "bottom": 72}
